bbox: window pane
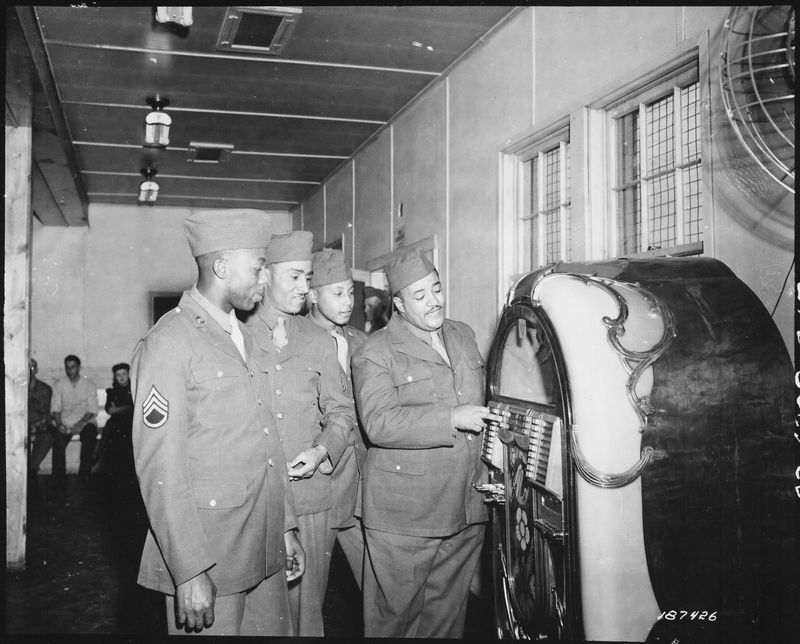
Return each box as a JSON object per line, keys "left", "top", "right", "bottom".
{"left": 543, "top": 149, "right": 560, "bottom": 263}
{"left": 617, "top": 185, "right": 640, "bottom": 254}
{"left": 646, "top": 93, "right": 674, "bottom": 175}
{"left": 683, "top": 163, "right": 703, "bottom": 242}
{"left": 564, "top": 142, "right": 572, "bottom": 261}
{"left": 681, "top": 83, "right": 701, "bottom": 162}
{"left": 648, "top": 173, "right": 676, "bottom": 249}
{"left": 617, "top": 111, "right": 639, "bottom": 184}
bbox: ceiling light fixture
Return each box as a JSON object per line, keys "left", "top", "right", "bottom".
{"left": 144, "top": 96, "right": 172, "bottom": 148}
{"left": 138, "top": 167, "right": 160, "bottom": 204}
{"left": 155, "top": 7, "right": 193, "bottom": 27}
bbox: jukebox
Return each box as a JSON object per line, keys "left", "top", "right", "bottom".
{"left": 478, "top": 257, "right": 796, "bottom": 642}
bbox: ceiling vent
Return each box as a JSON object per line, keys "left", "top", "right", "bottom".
{"left": 217, "top": 6, "right": 302, "bottom": 56}
{"left": 187, "top": 142, "right": 234, "bottom": 164}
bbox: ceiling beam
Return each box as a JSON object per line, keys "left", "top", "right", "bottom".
{"left": 15, "top": 6, "right": 89, "bottom": 225}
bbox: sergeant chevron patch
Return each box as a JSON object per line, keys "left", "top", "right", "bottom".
{"left": 142, "top": 385, "right": 169, "bottom": 428}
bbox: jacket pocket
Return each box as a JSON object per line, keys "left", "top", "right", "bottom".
{"left": 372, "top": 450, "right": 425, "bottom": 476}
{"left": 193, "top": 479, "right": 247, "bottom": 509}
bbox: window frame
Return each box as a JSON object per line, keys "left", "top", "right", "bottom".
{"left": 498, "top": 116, "right": 571, "bottom": 307}
{"left": 589, "top": 43, "right": 712, "bottom": 259}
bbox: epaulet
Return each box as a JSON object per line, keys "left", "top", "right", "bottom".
{"left": 144, "top": 305, "right": 186, "bottom": 338}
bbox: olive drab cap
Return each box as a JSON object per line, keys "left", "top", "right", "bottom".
{"left": 184, "top": 209, "right": 273, "bottom": 257}
{"left": 384, "top": 248, "right": 437, "bottom": 295}
{"left": 310, "top": 249, "right": 352, "bottom": 287}
{"left": 267, "top": 230, "right": 314, "bottom": 264}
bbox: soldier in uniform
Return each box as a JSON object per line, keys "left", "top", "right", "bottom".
{"left": 351, "top": 248, "right": 501, "bottom": 638}
{"left": 244, "top": 231, "right": 356, "bottom": 636}
{"left": 131, "top": 209, "right": 304, "bottom": 636}
{"left": 307, "top": 249, "right": 369, "bottom": 589}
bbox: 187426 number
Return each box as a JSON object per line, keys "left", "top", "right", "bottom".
{"left": 658, "top": 610, "right": 717, "bottom": 621}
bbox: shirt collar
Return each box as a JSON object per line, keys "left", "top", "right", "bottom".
{"left": 190, "top": 285, "right": 233, "bottom": 333}
{"left": 399, "top": 315, "right": 441, "bottom": 345}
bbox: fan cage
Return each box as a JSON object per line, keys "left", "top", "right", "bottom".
{"left": 720, "top": 5, "right": 795, "bottom": 194}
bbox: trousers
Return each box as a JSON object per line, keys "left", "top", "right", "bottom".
{"left": 363, "top": 523, "right": 485, "bottom": 638}
{"left": 29, "top": 424, "right": 97, "bottom": 477}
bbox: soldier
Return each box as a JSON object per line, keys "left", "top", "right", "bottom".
{"left": 244, "top": 231, "right": 356, "bottom": 636}
{"left": 307, "top": 249, "right": 368, "bottom": 590}
{"left": 351, "top": 248, "right": 501, "bottom": 638}
{"left": 131, "top": 209, "right": 304, "bottom": 636}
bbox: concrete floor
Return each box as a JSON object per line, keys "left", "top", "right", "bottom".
{"left": 6, "top": 473, "right": 494, "bottom": 638}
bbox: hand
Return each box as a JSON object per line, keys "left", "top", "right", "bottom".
{"left": 57, "top": 423, "right": 72, "bottom": 436}
{"left": 287, "top": 445, "right": 329, "bottom": 480}
{"left": 175, "top": 571, "right": 216, "bottom": 632}
{"left": 284, "top": 530, "right": 305, "bottom": 582}
{"left": 453, "top": 404, "right": 503, "bottom": 434}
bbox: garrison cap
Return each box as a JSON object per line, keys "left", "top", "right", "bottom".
{"left": 310, "top": 249, "right": 352, "bottom": 287}
{"left": 184, "top": 209, "right": 273, "bottom": 257}
{"left": 267, "top": 230, "right": 314, "bottom": 264}
{"left": 112, "top": 363, "right": 130, "bottom": 373}
{"left": 384, "top": 248, "right": 437, "bottom": 295}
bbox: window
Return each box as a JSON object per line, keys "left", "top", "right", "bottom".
{"left": 516, "top": 125, "right": 571, "bottom": 271}
{"left": 610, "top": 67, "right": 703, "bottom": 256}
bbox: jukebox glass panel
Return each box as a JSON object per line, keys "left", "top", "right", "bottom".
{"left": 497, "top": 316, "right": 557, "bottom": 406}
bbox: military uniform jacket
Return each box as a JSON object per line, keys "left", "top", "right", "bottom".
{"left": 351, "top": 315, "right": 489, "bottom": 538}
{"left": 328, "top": 324, "right": 368, "bottom": 529}
{"left": 131, "top": 291, "right": 296, "bottom": 596}
{"left": 245, "top": 310, "right": 356, "bottom": 516}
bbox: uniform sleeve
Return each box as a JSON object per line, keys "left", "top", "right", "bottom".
{"left": 351, "top": 345, "right": 456, "bottom": 449}
{"left": 131, "top": 331, "right": 216, "bottom": 588}
{"left": 284, "top": 477, "right": 298, "bottom": 532}
{"left": 311, "top": 333, "right": 356, "bottom": 467}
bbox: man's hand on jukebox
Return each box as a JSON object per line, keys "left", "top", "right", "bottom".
{"left": 453, "top": 404, "right": 503, "bottom": 434}
{"left": 175, "top": 570, "right": 217, "bottom": 632}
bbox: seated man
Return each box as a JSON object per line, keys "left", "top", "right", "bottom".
{"left": 28, "top": 358, "right": 54, "bottom": 476}
{"left": 50, "top": 354, "right": 98, "bottom": 483}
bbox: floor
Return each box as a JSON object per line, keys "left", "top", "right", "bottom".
{"left": 6, "top": 472, "right": 494, "bottom": 639}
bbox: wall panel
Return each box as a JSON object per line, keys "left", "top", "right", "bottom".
{"left": 303, "top": 188, "right": 326, "bottom": 251}
{"left": 324, "top": 162, "right": 354, "bottom": 261}
{"left": 393, "top": 82, "right": 447, "bottom": 281}
{"left": 448, "top": 10, "right": 534, "bottom": 353}
{"left": 353, "top": 129, "right": 392, "bottom": 269}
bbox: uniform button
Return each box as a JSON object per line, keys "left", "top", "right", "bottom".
{"left": 277, "top": 412, "right": 284, "bottom": 420}
{"left": 249, "top": 370, "right": 254, "bottom": 378}
{"left": 395, "top": 465, "right": 401, "bottom": 471}
{"left": 268, "top": 459, "right": 274, "bottom": 467}
{"left": 275, "top": 364, "right": 282, "bottom": 371}
{"left": 407, "top": 375, "right": 413, "bottom": 382}
{"left": 263, "top": 427, "right": 270, "bottom": 435}
{"left": 467, "top": 435, "right": 473, "bottom": 441}
{"left": 209, "top": 499, "right": 217, "bottom": 508}
{"left": 175, "top": 307, "right": 181, "bottom": 313}
{"left": 276, "top": 389, "right": 282, "bottom": 396}
{"left": 257, "top": 398, "right": 262, "bottom": 405}
{"left": 217, "top": 370, "right": 223, "bottom": 377}
{"left": 195, "top": 316, "right": 204, "bottom": 324}
{"left": 457, "top": 390, "right": 463, "bottom": 397}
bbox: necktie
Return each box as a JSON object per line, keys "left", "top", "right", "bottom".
{"left": 431, "top": 330, "right": 450, "bottom": 366}
{"left": 331, "top": 328, "right": 349, "bottom": 374}
{"left": 229, "top": 310, "right": 246, "bottom": 361}
{"left": 272, "top": 316, "right": 288, "bottom": 350}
